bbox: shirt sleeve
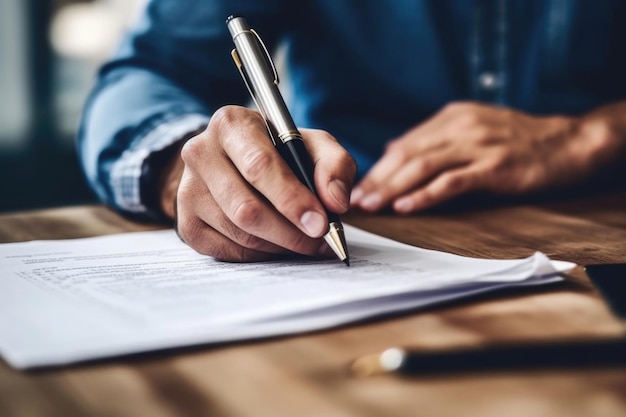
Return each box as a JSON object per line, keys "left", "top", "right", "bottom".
{"left": 77, "top": 0, "right": 287, "bottom": 220}
{"left": 110, "top": 112, "right": 209, "bottom": 217}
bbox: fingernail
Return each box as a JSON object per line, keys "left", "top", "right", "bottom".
{"left": 360, "top": 193, "right": 382, "bottom": 211}
{"left": 350, "top": 187, "right": 364, "bottom": 205}
{"left": 394, "top": 197, "right": 413, "bottom": 213}
{"left": 329, "top": 179, "right": 349, "bottom": 210}
{"left": 300, "top": 211, "right": 326, "bottom": 237}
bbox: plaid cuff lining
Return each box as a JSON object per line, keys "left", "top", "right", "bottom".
{"left": 110, "top": 113, "right": 209, "bottom": 213}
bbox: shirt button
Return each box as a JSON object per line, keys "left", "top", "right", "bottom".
{"left": 478, "top": 72, "right": 498, "bottom": 90}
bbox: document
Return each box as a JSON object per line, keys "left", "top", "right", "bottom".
{"left": 0, "top": 225, "right": 574, "bottom": 369}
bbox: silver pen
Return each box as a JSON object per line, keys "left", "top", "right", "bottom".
{"left": 226, "top": 15, "right": 349, "bottom": 266}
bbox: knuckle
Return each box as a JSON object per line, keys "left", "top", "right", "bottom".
{"left": 177, "top": 217, "right": 205, "bottom": 252}
{"left": 455, "top": 112, "right": 481, "bottom": 130}
{"left": 316, "top": 129, "right": 338, "bottom": 143}
{"left": 211, "top": 246, "right": 241, "bottom": 262}
{"left": 241, "top": 149, "right": 275, "bottom": 184}
{"left": 340, "top": 151, "right": 358, "bottom": 178}
{"left": 213, "top": 105, "right": 264, "bottom": 132}
{"left": 210, "top": 106, "right": 263, "bottom": 149}
{"left": 219, "top": 216, "right": 268, "bottom": 251}
{"left": 413, "top": 158, "right": 430, "bottom": 177}
{"left": 285, "top": 232, "right": 314, "bottom": 254}
{"left": 385, "top": 140, "right": 408, "bottom": 163}
{"left": 468, "top": 125, "right": 492, "bottom": 144}
{"left": 441, "top": 173, "right": 466, "bottom": 192}
{"left": 210, "top": 105, "right": 239, "bottom": 132}
{"left": 231, "top": 198, "right": 264, "bottom": 230}
{"left": 442, "top": 101, "right": 470, "bottom": 115}
{"left": 240, "top": 232, "right": 267, "bottom": 251}
{"left": 587, "top": 120, "right": 615, "bottom": 155}
{"left": 180, "top": 137, "right": 202, "bottom": 165}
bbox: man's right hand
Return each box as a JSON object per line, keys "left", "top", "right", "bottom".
{"left": 159, "top": 105, "right": 356, "bottom": 262}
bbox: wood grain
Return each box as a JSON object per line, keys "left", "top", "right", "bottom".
{"left": 1, "top": 194, "right": 625, "bottom": 417}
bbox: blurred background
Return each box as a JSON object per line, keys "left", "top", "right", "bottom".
{"left": 0, "top": 0, "right": 146, "bottom": 213}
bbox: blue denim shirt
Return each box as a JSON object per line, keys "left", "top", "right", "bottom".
{"left": 78, "top": 0, "right": 626, "bottom": 219}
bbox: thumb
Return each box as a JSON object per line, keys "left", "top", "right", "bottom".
{"left": 301, "top": 128, "right": 356, "bottom": 214}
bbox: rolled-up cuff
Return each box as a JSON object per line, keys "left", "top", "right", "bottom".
{"left": 109, "top": 113, "right": 209, "bottom": 217}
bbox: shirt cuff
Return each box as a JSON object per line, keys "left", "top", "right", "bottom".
{"left": 109, "top": 113, "right": 209, "bottom": 217}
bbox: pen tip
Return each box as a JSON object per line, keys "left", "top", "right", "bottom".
{"left": 323, "top": 223, "right": 349, "bottom": 265}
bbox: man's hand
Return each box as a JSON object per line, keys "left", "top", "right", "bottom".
{"left": 159, "top": 105, "right": 356, "bottom": 262}
{"left": 351, "top": 102, "right": 624, "bottom": 213}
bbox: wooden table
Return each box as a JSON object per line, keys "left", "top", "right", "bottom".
{"left": 1, "top": 191, "right": 626, "bottom": 417}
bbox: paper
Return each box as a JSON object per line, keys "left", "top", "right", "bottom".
{"left": 0, "top": 225, "right": 574, "bottom": 369}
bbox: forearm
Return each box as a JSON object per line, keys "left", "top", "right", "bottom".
{"left": 76, "top": 0, "right": 287, "bottom": 220}
{"left": 77, "top": 67, "right": 210, "bottom": 220}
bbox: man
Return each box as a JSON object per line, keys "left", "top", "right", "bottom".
{"left": 78, "top": 0, "right": 626, "bottom": 262}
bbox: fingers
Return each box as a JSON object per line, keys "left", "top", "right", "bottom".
{"left": 208, "top": 160, "right": 325, "bottom": 255}
{"left": 353, "top": 146, "right": 471, "bottom": 212}
{"left": 350, "top": 108, "right": 454, "bottom": 211}
{"left": 350, "top": 102, "right": 511, "bottom": 213}
{"left": 393, "top": 164, "right": 488, "bottom": 212}
{"left": 175, "top": 170, "right": 283, "bottom": 261}
{"left": 211, "top": 107, "right": 328, "bottom": 237}
{"left": 178, "top": 106, "right": 341, "bottom": 260}
{"left": 353, "top": 124, "right": 442, "bottom": 206}
{"left": 301, "top": 128, "right": 356, "bottom": 214}
{"left": 178, "top": 214, "right": 279, "bottom": 263}
{"left": 177, "top": 167, "right": 328, "bottom": 261}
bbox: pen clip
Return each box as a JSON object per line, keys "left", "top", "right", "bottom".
{"left": 231, "top": 48, "right": 258, "bottom": 101}
{"left": 231, "top": 48, "right": 278, "bottom": 146}
{"left": 250, "top": 29, "right": 279, "bottom": 85}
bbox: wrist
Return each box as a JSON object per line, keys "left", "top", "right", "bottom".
{"left": 574, "top": 105, "right": 626, "bottom": 174}
{"left": 158, "top": 143, "right": 185, "bottom": 220}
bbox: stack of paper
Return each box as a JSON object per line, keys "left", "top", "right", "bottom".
{"left": 0, "top": 225, "right": 574, "bottom": 369}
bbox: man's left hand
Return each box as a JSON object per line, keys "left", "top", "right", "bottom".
{"left": 351, "top": 102, "right": 619, "bottom": 212}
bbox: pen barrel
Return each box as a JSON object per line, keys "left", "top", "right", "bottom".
{"left": 277, "top": 139, "right": 316, "bottom": 192}
{"left": 228, "top": 15, "right": 344, "bottom": 243}
{"left": 278, "top": 138, "right": 341, "bottom": 223}
{"left": 228, "top": 16, "right": 341, "bottom": 225}
{"left": 227, "top": 16, "right": 298, "bottom": 142}
{"left": 397, "top": 339, "right": 626, "bottom": 375}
